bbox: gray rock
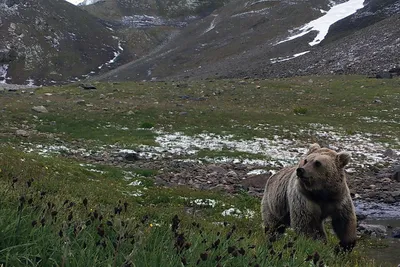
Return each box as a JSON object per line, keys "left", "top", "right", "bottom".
{"left": 390, "top": 191, "right": 400, "bottom": 198}
{"left": 241, "top": 174, "right": 269, "bottom": 189}
{"left": 358, "top": 223, "right": 387, "bottom": 238}
{"left": 225, "top": 170, "right": 238, "bottom": 179}
{"left": 32, "top": 106, "right": 48, "bottom": 113}
{"left": 79, "top": 83, "right": 97, "bottom": 90}
{"left": 207, "top": 165, "right": 227, "bottom": 174}
{"left": 375, "top": 72, "right": 393, "bottom": 79}
{"left": 383, "top": 148, "right": 396, "bottom": 158}
{"left": 392, "top": 227, "right": 400, "bottom": 238}
{"left": 15, "top": 129, "right": 29, "bottom": 137}
{"left": 392, "top": 167, "right": 400, "bottom": 182}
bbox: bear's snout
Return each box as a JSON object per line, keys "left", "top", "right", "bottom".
{"left": 296, "top": 168, "right": 305, "bottom": 178}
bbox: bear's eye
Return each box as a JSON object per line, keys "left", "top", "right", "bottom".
{"left": 303, "top": 159, "right": 308, "bottom": 164}
{"left": 314, "top": 160, "right": 321, "bottom": 167}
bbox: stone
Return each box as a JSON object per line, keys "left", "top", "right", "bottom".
{"left": 241, "top": 174, "right": 270, "bottom": 189}
{"left": 356, "top": 213, "right": 367, "bottom": 221}
{"left": 207, "top": 165, "right": 227, "bottom": 175}
{"left": 392, "top": 167, "right": 400, "bottom": 182}
{"left": 79, "top": 83, "right": 97, "bottom": 90}
{"left": 225, "top": 170, "right": 238, "bottom": 179}
{"left": 375, "top": 72, "right": 393, "bottom": 79}
{"left": 32, "top": 106, "right": 48, "bottom": 113}
{"left": 15, "top": 129, "right": 29, "bottom": 137}
{"left": 369, "top": 184, "right": 376, "bottom": 190}
{"left": 75, "top": 99, "right": 86, "bottom": 105}
{"left": 124, "top": 152, "right": 139, "bottom": 161}
{"left": 358, "top": 223, "right": 387, "bottom": 238}
{"left": 390, "top": 191, "right": 400, "bottom": 198}
{"left": 383, "top": 195, "right": 396, "bottom": 204}
{"left": 392, "top": 227, "right": 400, "bottom": 238}
{"left": 383, "top": 148, "right": 396, "bottom": 158}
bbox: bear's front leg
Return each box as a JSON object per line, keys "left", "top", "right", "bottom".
{"left": 331, "top": 199, "right": 357, "bottom": 251}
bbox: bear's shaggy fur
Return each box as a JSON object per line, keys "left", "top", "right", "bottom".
{"left": 261, "top": 143, "right": 356, "bottom": 250}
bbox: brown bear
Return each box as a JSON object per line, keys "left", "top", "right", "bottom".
{"left": 261, "top": 143, "right": 356, "bottom": 251}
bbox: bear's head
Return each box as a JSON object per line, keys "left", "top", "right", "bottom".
{"left": 296, "top": 143, "right": 351, "bottom": 197}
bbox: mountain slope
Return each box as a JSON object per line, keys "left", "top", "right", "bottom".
{"left": 80, "top": 0, "right": 229, "bottom": 20}
{"left": 78, "top": 0, "right": 232, "bottom": 65}
{"left": 0, "top": 0, "right": 120, "bottom": 85}
{"left": 94, "top": 0, "right": 400, "bottom": 82}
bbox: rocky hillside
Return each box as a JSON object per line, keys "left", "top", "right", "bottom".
{"left": 78, "top": 0, "right": 231, "bottom": 68}
{"left": 81, "top": 0, "right": 229, "bottom": 20}
{"left": 94, "top": 0, "right": 400, "bottom": 82}
{"left": 0, "top": 0, "right": 120, "bottom": 85}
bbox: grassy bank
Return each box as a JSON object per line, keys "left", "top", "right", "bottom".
{"left": 0, "top": 147, "right": 378, "bottom": 266}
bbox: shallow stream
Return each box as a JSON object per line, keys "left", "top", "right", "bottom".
{"left": 355, "top": 200, "right": 400, "bottom": 266}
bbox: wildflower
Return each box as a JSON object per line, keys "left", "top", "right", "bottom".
{"left": 83, "top": 198, "right": 88, "bottom": 208}
{"left": 212, "top": 239, "right": 220, "bottom": 249}
{"left": 313, "top": 252, "right": 320, "bottom": 265}
{"left": 180, "top": 257, "right": 187, "bottom": 266}
{"left": 97, "top": 225, "right": 105, "bottom": 237}
{"left": 171, "top": 215, "right": 180, "bottom": 232}
{"left": 149, "top": 223, "right": 153, "bottom": 227}
{"left": 200, "top": 252, "right": 208, "bottom": 261}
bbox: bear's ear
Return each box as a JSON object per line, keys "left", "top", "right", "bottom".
{"left": 337, "top": 152, "right": 351, "bottom": 168}
{"left": 306, "top": 143, "right": 321, "bottom": 155}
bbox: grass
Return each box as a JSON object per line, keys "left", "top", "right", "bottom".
{"left": 195, "top": 148, "right": 267, "bottom": 161}
{"left": 1, "top": 75, "right": 399, "bottom": 149}
{"left": 0, "top": 147, "right": 383, "bottom": 267}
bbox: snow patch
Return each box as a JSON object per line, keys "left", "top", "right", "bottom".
{"left": 203, "top": 15, "right": 218, "bottom": 34}
{"left": 270, "top": 51, "right": 310, "bottom": 63}
{"left": 247, "top": 169, "right": 269, "bottom": 176}
{"left": 191, "top": 199, "right": 218, "bottom": 208}
{"left": 276, "top": 0, "right": 364, "bottom": 46}
{"left": 0, "top": 64, "right": 9, "bottom": 84}
{"left": 222, "top": 208, "right": 255, "bottom": 218}
{"left": 129, "top": 180, "right": 143, "bottom": 186}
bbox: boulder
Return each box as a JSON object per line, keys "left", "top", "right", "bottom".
{"left": 15, "top": 129, "right": 29, "bottom": 137}
{"left": 392, "top": 166, "right": 400, "bottom": 182}
{"left": 241, "top": 173, "right": 270, "bottom": 189}
{"left": 358, "top": 223, "right": 387, "bottom": 238}
{"left": 375, "top": 72, "right": 393, "bottom": 79}
{"left": 392, "top": 227, "right": 400, "bottom": 238}
{"left": 79, "top": 83, "right": 97, "bottom": 90}
{"left": 32, "top": 106, "right": 48, "bottom": 113}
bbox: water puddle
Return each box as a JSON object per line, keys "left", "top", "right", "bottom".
{"left": 362, "top": 218, "right": 400, "bottom": 266}
{"left": 355, "top": 200, "right": 400, "bottom": 266}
